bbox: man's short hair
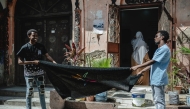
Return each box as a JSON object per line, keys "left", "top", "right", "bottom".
{"left": 157, "top": 30, "right": 169, "bottom": 43}
{"left": 27, "top": 29, "right": 38, "bottom": 36}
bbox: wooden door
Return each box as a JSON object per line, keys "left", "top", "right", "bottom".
{"left": 15, "top": 0, "right": 72, "bottom": 85}
{"left": 15, "top": 17, "right": 71, "bottom": 85}
{"left": 46, "top": 17, "right": 71, "bottom": 64}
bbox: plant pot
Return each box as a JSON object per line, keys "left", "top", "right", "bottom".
{"left": 173, "top": 86, "right": 182, "bottom": 94}
{"left": 86, "top": 96, "right": 94, "bottom": 101}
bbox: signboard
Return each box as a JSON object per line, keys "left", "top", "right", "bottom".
{"left": 93, "top": 19, "right": 104, "bottom": 34}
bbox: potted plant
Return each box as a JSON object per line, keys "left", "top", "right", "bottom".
{"left": 179, "top": 47, "right": 190, "bottom": 93}
{"left": 64, "top": 42, "right": 85, "bottom": 66}
{"left": 170, "top": 57, "right": 182, "bottom": 93}
{"left": 167, "top": 57, "right": 182, "bottom": 105}
{"left": 167, "top": 47, "right": 190, "bottom": 105}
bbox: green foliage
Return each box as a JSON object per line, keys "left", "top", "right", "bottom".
{"left": 91, "top": 58, "right": 111, "bottom": 68}
{"left": 167, "top": 47, "right": 190, "bottom": 92}
{"left": 171, "top": 58, "right": 181, "bottom": 78}
{"left": 168, "top": 57, "right": 181, "bottom": 91}
{"left": 179, "top": 47, "right": 190, "bottom": 54}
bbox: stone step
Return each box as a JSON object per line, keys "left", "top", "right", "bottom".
{"left": 0, "top": 90, "right": 50, "bottom": 98}
{"left": 0, "top": 96, "right": 49, "bottom": 107}
{"left": 0, "top": 87, "right": 52, "bottom": 98}
{"left": 0, "top": 105, "right": 46, "bottom": 109}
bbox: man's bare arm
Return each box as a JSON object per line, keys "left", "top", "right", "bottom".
{"left": 18, "top": 57, "right": 39, "bottom": 65}
{"left": 45, "top": 53, "right": 57, "bottom": 63}
{"left": 131, "top": 60, "right": 155, "bottom": 71}
{"left": 137, "top": 66, "right": 151, "bottom": 75}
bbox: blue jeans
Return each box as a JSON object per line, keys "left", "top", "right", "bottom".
{"left": 151, "top": 85, "right": 165, "bottom": 109}
{"left": 25, "top": 75, "right": 46, "bottom": 109}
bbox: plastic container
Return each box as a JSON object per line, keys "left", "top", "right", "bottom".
{"left": 131, "top": 89, "right": 146, "bottom": 107}
{"left": 168, "top": 91, "right": 179, "bottom": 105}
{"left": 186, "top": 94, "right": 190, "bottom": 106}
{"left": 95, "top": 92, "right": 107, "bottom": 102}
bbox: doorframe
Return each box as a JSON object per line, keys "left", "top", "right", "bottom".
{"left": 10, "top": 0, "right": 74, "bottom": 85}
{"left": 118, "top": 2, "right": 162, "bottom": 67}
{"left": 107, "top": 2, "right": 162, "bottom": 67}
{"left": 119, "top": 2, "right": 162, "bottom": 10}
{"left": 14, "top": 16, "right": 72, "bottom": 85}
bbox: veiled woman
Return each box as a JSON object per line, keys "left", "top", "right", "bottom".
{"left": 131, "top": 31, "right": 150, "bottom": 85}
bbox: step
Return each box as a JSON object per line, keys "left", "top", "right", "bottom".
{"left": 0, "top": 88, "right": 52, "bottom": 98}
{"left": 64, "top": 100, "right": 118, "bottom": 109}
{"left": 0, "top": 96, "right": 49, "bottom": 107}
{"left": 0, "top": 90, "right": 50, "bottom": 98}
{"left": 0, "top": 105, "right": 45, "bottom": 109}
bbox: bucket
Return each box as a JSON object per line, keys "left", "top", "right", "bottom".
{"left": 168, "top": 91, "right": 179, "bottom": 105}
{"left": 186, "top": 94, "right": 190, "bottom": 106}
{"left": 131, "top": 89, "right": 146, "bottom": 107}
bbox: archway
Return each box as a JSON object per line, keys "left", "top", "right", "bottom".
{"left": 14, "top": 0, "right": 72, "bottom": 85}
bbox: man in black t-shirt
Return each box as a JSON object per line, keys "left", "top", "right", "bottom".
{"left": 17, "top": 29, "right": 56, "bottom": 109}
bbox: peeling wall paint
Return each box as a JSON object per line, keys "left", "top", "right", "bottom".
{"left": 96, "top": 10, "right": 102, "bottom": 19}
{"left": 176, "top": 26, "right": 190, "bottom": 71}
{"left": 84, "top": 0, "right": 111, "bottom": 53}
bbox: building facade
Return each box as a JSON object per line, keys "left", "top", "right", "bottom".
{"left": 0, "top": 0, "right": 189, "bottom": 86}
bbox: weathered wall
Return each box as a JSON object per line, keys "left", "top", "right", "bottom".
{"left": 158, "top": 0, "right": 172, "bottom": 37}
{"left": 79, "top": 0, "right": 124, "bottom": 53}
{"left": 175, "top": 0, "right": 190, "bottom": 71}
{"left": 5, "top": 0, "right": 176, "bottom": 85}
{"left": 83, "top": 0, "right": 111, "bottom": 53}
{"left": 7, "top": 0, "right": 17, "bottom": 86}
{"left": 176, "top": 0, "right": 190, "bottom": 27}
{"left": 176, "top": 27, "right": 190, "bottom": 71}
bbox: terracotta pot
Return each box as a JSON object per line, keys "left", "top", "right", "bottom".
{"left": 86, "top": 96, "right": 94, "bottom": 101}
{"left": 173, "top": 86, "right": 182, "bottom": 94}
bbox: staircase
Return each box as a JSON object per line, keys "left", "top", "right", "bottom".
{"left": 0, "top": 86, "right": 53, "bottom": 109}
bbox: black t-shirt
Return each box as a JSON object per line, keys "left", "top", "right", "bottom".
{"left": 17, "top": 43, "right": 47, "bottom": 76}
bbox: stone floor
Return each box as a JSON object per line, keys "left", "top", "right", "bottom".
{"left": 0, "top": 85, "right": 190, "bottom": 109}
{"left": 50, "top": 85, "right": 190, "bottom": 109}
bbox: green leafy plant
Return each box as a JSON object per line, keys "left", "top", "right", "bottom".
{"left": 179, "top": 47, "right": 190, "bottom": 92}
{"left": 90, "top": 57, "right": 112, "bottom": 102}
{"left": 167, "top": 47, "right": 190, "bottom": 93}
{"left": 91, "top": 58, "right": 111, "bottom": 68}
{"left": 179, "top": 47, "right": 190, "bottom": 54}
{"left": 168, "top": 57, "right": 181, "bottom": 91}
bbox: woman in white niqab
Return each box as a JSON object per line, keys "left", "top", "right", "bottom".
{"left": 131, "top": 31, "right": 150, "bottom": 85}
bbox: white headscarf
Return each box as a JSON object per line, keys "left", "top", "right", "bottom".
{"left": 131, "top": 31, "right": 149, "bottom": 64}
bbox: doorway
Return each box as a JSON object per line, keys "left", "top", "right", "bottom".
{"left": 120, "top": 7, "right": 158, "bottom": 67}
{"left": 14, "top": 0, "right": 72, "bottom": 85}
